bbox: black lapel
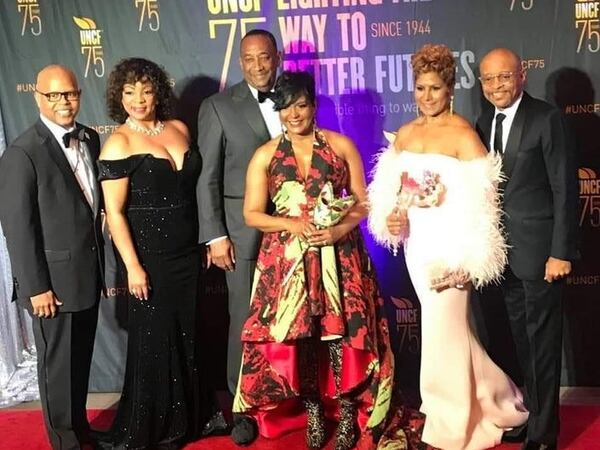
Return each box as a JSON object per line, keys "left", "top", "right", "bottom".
{"left": 35, "top": 120, "right": 94, "bottom": 217}
{"left": 477, "top": 108, "right": 494, "bottom": 151}
{"left": 502, "top": 92, "right": 530, "bottom": 181}
{"left": 232, "top": 82, "right": 271, "bottom": 143}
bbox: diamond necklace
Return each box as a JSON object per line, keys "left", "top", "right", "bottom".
{"left": 125, "top": 117, "right": 165, "bottom": 136}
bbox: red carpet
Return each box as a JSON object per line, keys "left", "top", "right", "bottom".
{"left": 0, "top": 406, "right": 599, "bottom": 450}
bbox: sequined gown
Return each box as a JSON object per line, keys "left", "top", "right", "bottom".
{"left": 97, "top": 151, "right": 217, "bottom": 449}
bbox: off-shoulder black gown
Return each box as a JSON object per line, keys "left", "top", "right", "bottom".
{"left": 97, "top": 151, "right": 218, "bottom": 449}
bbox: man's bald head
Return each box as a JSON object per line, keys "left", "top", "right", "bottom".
{"left": 479, "top": 48, "right": 526, "bottom": 110}
{"left": 36, "top": 65, "right": 78, "bottom": 90}
{"left": 480, "top": 48, "right": 521, "bottom": 73}
{"left": 34, "top": 65, "right": 81, "bottom": 128}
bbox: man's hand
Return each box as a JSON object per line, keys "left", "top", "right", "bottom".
{"left": 203, "top": 246, "right": 212, "bottom": 270}
{"left": 210, "top": 238, "right": 235, "bottom": 272}
{"left": 544, "top": 256, "right": 572, "bottom": 283}
{"left": 386, "top": 208, "right": 408, "bottom": 236}
{"left": 30, "top": 290, "right": 63, "bottom": 318}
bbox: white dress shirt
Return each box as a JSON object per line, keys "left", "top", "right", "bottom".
{"left": 489, "top": 93, "right": 523, "bottom": 153}
{"left": 40, "top": 114, "right": 95, "bottom": 209}
{"left": 248, "top": 84, "right": 282, "bottom": 139}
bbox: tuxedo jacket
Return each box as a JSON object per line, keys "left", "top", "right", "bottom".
{"left": 476, "top": 92, "right": 579, "bottom": 280}
{"left": 197, "top": 81, "right": 272, "bottom": 259}
{"left": 0, "top": 119, "right": 104, "bottom": 312}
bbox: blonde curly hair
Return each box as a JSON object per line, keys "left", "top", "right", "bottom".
{"left": 411, "top": 44, "right": 456, "bottom": 89}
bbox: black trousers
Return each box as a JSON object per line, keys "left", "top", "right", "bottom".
{"left": 31, "top": 304, "right": 99, "bottom": 450}
{"left": 502, "top": 268, "right": 563, "bottom": 444}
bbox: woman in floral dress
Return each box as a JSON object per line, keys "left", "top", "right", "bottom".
{"left": 232, "top": 71, "right": 418, "bottom": 450}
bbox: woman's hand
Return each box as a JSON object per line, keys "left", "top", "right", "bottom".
{"left": 286, "top": 218, "right": 317, "bottom": 240}
{"left": 430, "top": 268, "right": 470, "bottom": 292}
{"left": 386, "top": 208, "right": 408, "bottom": 235}
{"left": 307, "top": 226, "right": 343, "bottom": 247}
{"left": 128, "top": 263, "right": 150, "bottom": 300}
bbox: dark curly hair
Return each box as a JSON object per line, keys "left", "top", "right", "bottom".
{"left": 411, "top": 44, "right": 456, "bottom": 89}
{"left": 106, "top": 57, "right": 174, "bottom": 123}
{"left": 272, "top": 71, "right": 315, "bottom": 111}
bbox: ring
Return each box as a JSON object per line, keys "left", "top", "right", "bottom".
{"left": 455, "top": 284, "right": 464, "bottom": 289}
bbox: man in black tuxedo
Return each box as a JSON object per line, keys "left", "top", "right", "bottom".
{"left": 196, "top": 29, "right": 282, "bottom": 445}
{"left": 476, "top": 49, "right": 579, "bottom": 450}
{"left": 0, "top": 65, "right": 103, "bottom": 450}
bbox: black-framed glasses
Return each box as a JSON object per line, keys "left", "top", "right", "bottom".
{"left": 478, "top": 72, "right": 521, "bottom": 85}
{"left": 35, "top": 89, "right": 81, "bottom": 102}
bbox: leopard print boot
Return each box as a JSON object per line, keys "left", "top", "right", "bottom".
{"left": 299, "top": 338, "right": 326, "bottom": 449}
{"left": 304, "top": 398, "right": 326, "bottom": 449}
{"left": 335, "top": 398, "right": 357, "bottom": 450}
{"left": 328, "top": 340, "right": 357, "bottom": 450}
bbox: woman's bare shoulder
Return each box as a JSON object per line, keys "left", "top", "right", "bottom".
{"left": 454, "top": 124, "right": 487, "bottom": 160}
{"left": 254, "top": 138, "right": 279, "bottom": 161}
{"left": 321, "top": 129, "right": 354, "bottom": 148}
{"left": 100, "top": 126, "right": 132, "bottom": 160}
{"left": 166, "top": 119, "right": 189, "bottom": 139}
{"left": 393, "top": 120, "right": 418, "bottom": 151}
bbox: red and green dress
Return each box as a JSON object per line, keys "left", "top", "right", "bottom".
{"left": 233, "top": 130, "right": 419, "bottom": 449}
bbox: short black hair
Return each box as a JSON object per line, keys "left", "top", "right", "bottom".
{"left": 241, "top": 29, "right": 278, "bottom": 52}
{"left": 106, "top": 57, "right": 174, "bottom": 124}
{"left": 273, "top": 71, "right": 315, "bottom": 111}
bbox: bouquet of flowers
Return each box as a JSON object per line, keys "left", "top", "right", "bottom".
{"left": 389, "top": 170, "right": 444, "bottom": 256}
{"left": 396, "top": 170, "right": 444, "bottom": 210}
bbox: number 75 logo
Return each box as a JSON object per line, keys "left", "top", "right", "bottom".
{"left": 17, "top": 2, "right": 42, "bottom": 36}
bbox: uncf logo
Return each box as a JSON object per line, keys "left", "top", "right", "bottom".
{"left": 578, "top": 168, "right": 600, "bottom": 227}
{"left": 17, "top": 0, "right": 42, "bottom": 36}
{"left": 390, "top": 296, "right": 420, "bottom": 354}
{"left": 73, "top": 16, "right": 105, "bottom": 78}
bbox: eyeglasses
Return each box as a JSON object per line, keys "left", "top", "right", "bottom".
{"left": 478, "top": 72, "right": 521, "bottom": 85}
{"left": 35, "top": 89, "right": 81, "bottom": 102}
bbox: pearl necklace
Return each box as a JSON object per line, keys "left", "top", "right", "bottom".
{"left": 126, "top": 117, "right": 165, "bottom": 136}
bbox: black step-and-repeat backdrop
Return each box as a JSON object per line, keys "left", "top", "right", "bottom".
{"left": 0, "top": 1, "right": 598, "bottom": 395}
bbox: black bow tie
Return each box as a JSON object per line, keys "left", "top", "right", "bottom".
{"left": 62, "top": 126, "right": 86, "bottom": 147}
{"left": 257, "top": 90, "right": 276, "bottom": 103}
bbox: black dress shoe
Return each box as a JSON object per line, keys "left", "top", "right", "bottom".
{"left": 231, "top": 415, "right": 258, "bottom": 447}
{"left": 201, "top": 410, "right": 231, "bottom": 437}
{"left": 521, "top": 440, "right": 557, "bottom": 450}
{"left": 502, "top": 422, "right": 528, "bottom": 443}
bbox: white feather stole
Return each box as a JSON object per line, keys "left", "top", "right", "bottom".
{"left": 367, "top": 146, "right": 507, "bottom": 288}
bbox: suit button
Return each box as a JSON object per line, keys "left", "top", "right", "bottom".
{"left": 91, "top": 245, "right": 96, "bottom": 252}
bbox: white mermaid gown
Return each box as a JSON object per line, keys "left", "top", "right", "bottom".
{"left": 369, "top": 150, "right": 528, "bottom": 450}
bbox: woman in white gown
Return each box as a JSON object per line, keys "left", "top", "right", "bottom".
{"left": 368, "top": 44, "right": 528, "bottom": 450}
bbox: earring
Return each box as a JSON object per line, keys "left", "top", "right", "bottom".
{"left": 416, "top": 105, "right": 421, "bottom": 117}
{"left": 450, "top": 96, "right": 454, "bottom": 115}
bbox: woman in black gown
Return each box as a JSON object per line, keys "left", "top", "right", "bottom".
{"left": 97, "top": 58, "right": 226, "bottom": 449}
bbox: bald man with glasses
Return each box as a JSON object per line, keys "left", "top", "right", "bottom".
{"left": 0, "top": 64, "right": 103, "bottom": 450}
{"left": 476, "top": 48, "right": 579, "bottom": 450}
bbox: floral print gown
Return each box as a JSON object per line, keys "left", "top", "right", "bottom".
{"left": 233, "top": 130, "right": 419, "bottom": 449}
